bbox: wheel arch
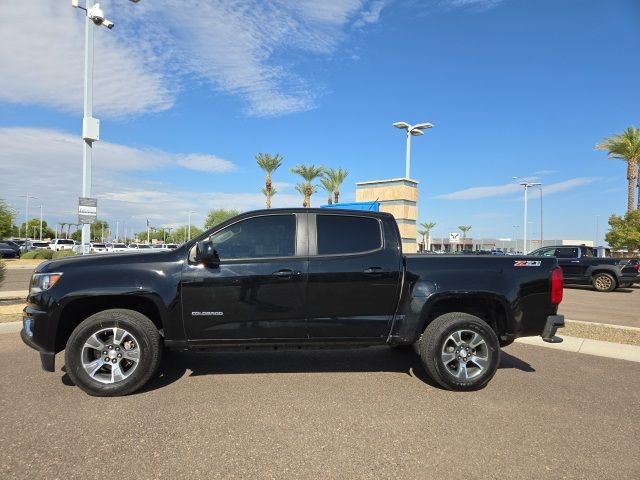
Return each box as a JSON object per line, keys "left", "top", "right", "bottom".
{"left": 55, "top": 295, "right": 165, "bottom": 352}
{"left": 418, "top": 293, "right": 510, "bottom": 340}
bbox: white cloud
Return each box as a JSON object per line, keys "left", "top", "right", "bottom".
{"left": 0, "top": 127, "right": 292, "bottom": 231}
{"left": 0, "top": 1, "right": 173, "bottom": 117}
{"left": 0, "top": 0, "right": 386, "bottom": 118}
{"left": 436, "top": 177, "right": 599, "bottom": 201}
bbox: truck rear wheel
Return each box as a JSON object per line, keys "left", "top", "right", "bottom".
{"left": 64, "top": 309, "right": 162, "bottom": 397}
{"left": 592, "top": 272, "right": 616, "bottom": 292}
{"left": 418, "top": 312, "right": 500, "bottom": 391}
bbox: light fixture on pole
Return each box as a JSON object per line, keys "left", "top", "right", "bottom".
{"left": 513, "top": 177, "right": 541, "bottom": 254}
{"left": 72, "top": 0, "right": 141, "bottom": 254}
{"left": 392, "top": 121, "right": 433, "bottom": 179}
{"left": 18, "top": 194, "right": 38, "bottom": 239}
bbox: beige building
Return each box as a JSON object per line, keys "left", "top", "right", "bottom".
{"left": 355, "top": 178, "right": 418, "bottom": 253}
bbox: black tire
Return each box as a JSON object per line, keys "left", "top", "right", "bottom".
{"left": 418, "top": 312, "right": 500, "bottom": 391}
{"left": 592, "top": 272, "right": 616, "bottom": 292}
{"left": 65, "top": 309, "right": 162, "bottom": 397}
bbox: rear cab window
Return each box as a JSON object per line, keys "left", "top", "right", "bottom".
{"left": 316, "top": 215, "right": 382, "bottom": 255}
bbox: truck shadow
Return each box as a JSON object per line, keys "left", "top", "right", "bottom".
{"left": 132, "top": 347, "right": 535, "bottom": 394}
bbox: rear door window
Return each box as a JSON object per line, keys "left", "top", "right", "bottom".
{"left": 316, "top": 215, "right": 382, "bottom": 255}
{"left": 555, "top": 247, "right": 578, "bottom": 258}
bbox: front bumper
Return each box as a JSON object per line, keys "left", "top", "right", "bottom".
{"left": 541, "top": 314, "right": 564, "bottom": 343}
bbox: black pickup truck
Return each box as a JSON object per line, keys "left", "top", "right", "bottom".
{"left": 21, "top": 209, "right": 564, "bottom": 396}
{"left": 529, "top": 245, "right": 638, "bottom": 292}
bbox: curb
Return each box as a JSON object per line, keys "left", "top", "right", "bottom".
{"left": 0, "top": 291, "right": 28, "bottom": 301}
{"left": 515, "top": 335, "right": 640, "bottom": 363}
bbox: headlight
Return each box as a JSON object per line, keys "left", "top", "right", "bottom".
{"left": 30, "top": 273, "right": 63, "bottom": 293}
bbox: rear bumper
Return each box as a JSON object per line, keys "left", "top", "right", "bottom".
{"left": 541, "top": 314, "right": 564, "bottom": 343}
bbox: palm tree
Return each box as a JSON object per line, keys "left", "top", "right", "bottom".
{"left": 261, "top": 186, "right": 277, "bottom": 204}
{"left": 324, "top": 167, "right": 349, "bottom": 204}
{"left": 294, "top": 183, "right": 317, "bottom": 207}
{"left": 290, "top": 164, "right": 324, "bottom": 208}
{"left": 596, "top": 126, "right": 640, "bottom": 213}
{"left": 419, "top": 221, "right": 436, "bottom": 250}
{"left": 458, "top": 225, "right": 472, "bottom": 240}
{"left": 255, "top": 153, "right": 283, "bottom": 209}
{"left": 59, "top": 222, "right": 67, "bottom": 239}
{"left": 320, "top": 177, "right": 335, "bottom": 205}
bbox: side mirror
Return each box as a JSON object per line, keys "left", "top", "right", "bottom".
{"left": 194, "top": 240, "right": 220, "bottom": 266}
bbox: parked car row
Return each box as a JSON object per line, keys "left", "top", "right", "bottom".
{"left": 1, "top": 238, "right": 181, "bottom": 257}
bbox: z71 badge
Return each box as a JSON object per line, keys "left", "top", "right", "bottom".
{"left": 514, "top": 260, "right": 542, "bottom": 267}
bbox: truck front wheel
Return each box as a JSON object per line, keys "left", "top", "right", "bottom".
{"left": 418, "top": 312, "right": 500, "bottom": 391}
{"left": 65, "top": 309, "right": 162, "bottom": 397}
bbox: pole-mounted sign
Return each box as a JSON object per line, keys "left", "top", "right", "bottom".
{"left": 449, "top": 232, "right": 460, "bottom": 243}
{"left": 78, "top": 197, "right": 98, "bottom": 224}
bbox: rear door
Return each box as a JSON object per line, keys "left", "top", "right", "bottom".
{"left": 306, "top": 213, "right": 402, "bottom": 340}
{"left": 181, "top": 212, "right": 309, "bottom": 343}
{"left": 555, "top": 247, "right": 582, "bottom": 278}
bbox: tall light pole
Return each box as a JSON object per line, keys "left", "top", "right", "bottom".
{"left": 39, "top": 204, "right": 43, "bottom": 240}
{"left": 513, "top": 178, "right": 541, "bottom": 254}
{"left": 393, "top": 121, "right": 434, "bottom": 179}
{"left": 18, "top": 194, "right": 38, "bottom": 239}
{"left": 187, "top": 211, "right": 196, "bottom": 241}
{"left": 72, "top": 0, "right": 141, "bottom": 254}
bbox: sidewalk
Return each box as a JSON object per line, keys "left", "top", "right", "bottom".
{"left": 515, "top": 336, "right": 640, "bottom": 363}
{"left": 0, "top": 291, "right": 28, "bottom": 301}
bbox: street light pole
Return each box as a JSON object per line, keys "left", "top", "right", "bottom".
{"left": 513, "top": 177, "right": 541, "bottom": 254}
{"left": 73, "top": 0, "right": 140, "bottom": 254}
{"left": 18, "top": 194, "right": 38, "bottom": 239}
{"left": 187, "top": 211, "right": 196, "bottom": 241}
{"left": 39, "top": 204, "right": 43, "bottom": 240}
{"left": 393, "top": 121, "right": 434, "bottom": 179}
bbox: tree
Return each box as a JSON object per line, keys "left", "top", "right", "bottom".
{"left": 256, "top": 153, "right": 283, "bottom": 209}
{"left": 204, "top": 209, "right": 241, "bottom": 229}
{"left": 596, "top": 126, "right": 640, "bottom": 213}
{"left": 320, "top": 177, "right": 335, "bottom": 205}
{"left": 291, "top": 164, "right": 324, "bottom": 208}
{"left": 419, "top": 221, "right": 436, "bottom": 250}
{"left": 458, "top": 225, "right": 472, "bottom": 240}
{"left": 171, "top": 225, "right": 203, "bottom": 243}
{"left": 0, "top": 199, "right": 14, "bottom": 239}
{"left": 605, "top": 210, "right": 640, "bottom": 252}
{"left": 295, "top": 183, "right": 317, "bottom": 208}
{"left": 19, "top": 218, "right": 55, "bottom": 240}
{"left": 262, "top": 186, "right": 277, "bottom": 201}
{"left": 325, "top": 167, "right": 349, "bottom": 204}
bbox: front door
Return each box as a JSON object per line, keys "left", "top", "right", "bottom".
{"left": 181, "top": 213, "right": 308, "bottom": 343}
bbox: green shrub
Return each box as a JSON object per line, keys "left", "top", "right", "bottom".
{"left": 21, "top": 250, "right": 55, "bottom": 259}
{"left": 52, "top": 250, "right": 76, "bottom": 259}
{"left": 0, "top": 260, "right": 6, "bottom": 286}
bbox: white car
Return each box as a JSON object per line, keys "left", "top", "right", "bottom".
{"left": 105, "top": 242, "right": 128, "bottom": 252}
{"left": 89, "top": 242, "right": 108, "bottom": 253}
{"left": 127, "top": 243, "right": 153, "bottom": 251}
{"left": 49, "top": 239, "right": 76, "bottom": 251}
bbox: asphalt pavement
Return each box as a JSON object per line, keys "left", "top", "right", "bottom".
{"left": 0, "top": 267, "right": 33, "bottom": 294}
{"left": 1, "top": 333, "right": 639, "bottom": 479}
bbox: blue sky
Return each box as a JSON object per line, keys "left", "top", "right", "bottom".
{"left": 1, "top": 0, "right": 639, "bottom": 243}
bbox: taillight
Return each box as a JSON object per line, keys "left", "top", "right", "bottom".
{"left": 633, "top": 263, "right": 639, "bottom": 273}
{"left": 551, "top": 267, "right": 563, "bottom": 304}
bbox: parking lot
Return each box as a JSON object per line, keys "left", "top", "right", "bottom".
{"left": 1, "top": 261, "right": 639, "bottom": 479}
{"left": 1, "top": 334, "right": 639, "bottom": 479}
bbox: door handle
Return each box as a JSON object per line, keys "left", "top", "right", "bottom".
{"left": 363, "top": 267, "right": 384, "bottom": 275}
{"left": 571, "top": 260, "right": 580, "bottom": 263}
{"left": 272, "top": 269, "right": 301, "bottom": 278}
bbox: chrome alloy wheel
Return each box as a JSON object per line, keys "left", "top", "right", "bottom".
{"left": 81, "top": 327, "right": 141, "bottom": 384}
{"left": 440, "top": 330, "right": 490, "bottom": 380}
